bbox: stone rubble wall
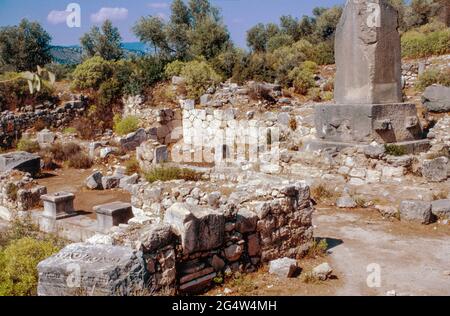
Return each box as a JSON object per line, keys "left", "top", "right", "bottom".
{"left": 0, "top": 100, "right": 87, "bottom": 148}
{"left": 402, "top": 54, "right": 450, "bottom": 88}
{"left": 0, "top": 170, "right": 47, "bottom": 220}
{"left": 37, "top": 183, "right": 314, "bottom": 295}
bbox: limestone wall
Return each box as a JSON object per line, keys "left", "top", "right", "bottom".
{"left": 37, "top": 182, "right": 314, "bottom": 296}
{"left": 0, "top": 100, "right": 87, "bottom": 148}
{"left": 0, "top": 170, "right": 47, "bottom": 220}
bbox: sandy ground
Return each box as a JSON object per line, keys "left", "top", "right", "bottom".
{"left": 315, "top": 207, "right": 450, "bottom": 296}
{"left": 37, "top": 167, "right": 131, "bottom": 219}
{"left": 208, "top": 207, "right": 450, "bottom": 296}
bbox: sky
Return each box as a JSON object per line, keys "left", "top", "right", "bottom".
{"left": 0, "top": 0, "right": 345, "bottom": 48}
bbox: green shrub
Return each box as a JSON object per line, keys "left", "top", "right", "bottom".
{"left": 306, "top": 238, "right": 329, "bottom": 258}
{"left": 302, "top": 61, "right": 319, "bottom": 74}
{"left": 180, "top": 60, "right": 222, "bottom": 99}
{"left": 113, "top": 115, "right": 140, "bottom": 136}
{"left": 63, "top": 127, "right": 77, "bottom": 134}
{"left": 322, "top": 91, "right": 334, "bottom": 101}
{"left": 16, "top": 137, "right": 40, "bottom": 153}
{"left": 71, "top": 56, "right": 114, "bottom": 91}
{"left": 164, "top": 60, "right": 186, "bottom": 78}
{"left": 415, "top": 67, "right": 450, "bottom": 91}
{"left": 290, "top": 67, "right": 316, "bottom": 95}
{"left": 401, "top": 26, "right": 450, "bottom": 59}
{"left": 0, "top": 237, "right": 60, "bottom": 296}
{"left": 307, "top": 87, "right": 322, "bottom": 102}
{"left": 144, "top": 166, "right": 203, "bottom": 183}
{"left": 385, "top": 144, "right": 407, "bottom": 156}
{"left": 0, "top": 72, "right": 54, "bottom": 112}
{"left": 98, "top": 78, "right": 122, "bottom": 107}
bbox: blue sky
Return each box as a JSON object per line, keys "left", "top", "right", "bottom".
{"left": 0, "top": 0, "right": 345, "bottom": 47}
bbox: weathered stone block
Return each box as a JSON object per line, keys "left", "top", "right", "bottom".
{"left": 94, "top": 202, "right": 134, "bottom": 232}
{"left": 422, "top": 157, "right": 448, "bottom": 182}
{"left": 0, "top": 151, "right": 41, "bottom": 177}
{"left": 85, "top": 171, "right": 103, "bottom": 190}
{"left": 431, "top": 199, "right": 450, "bottom": 219}
{"left": 37, "top": 129, "right": 55, "bottom": 145}
{"left": 37, "top": 243, "right": 146, "bottom": 296}
{"left": 269, "top": 257, "right": 298, "bottom": 278}
{"left": 101, "top": 176, "right": 121, "bottom": 190}
{"left": 120, "top": 128, "right": 147, "bottom": 151}
{"left": 41, "top": 192, "right": 76, "bottom": 219}
{"left": 315, "top": 104, "right": 422, "bottom": 143}
{"left": 422, "top": 85, "right": 450, "bottom": 113}
{"left": 235, "top": 208, "right": 258, "bottom": 233}
{"left": 164, "top": 203, "right": 225, "bottom": 255}
{"left": 399, "top": 200, "right": 433, "bottom": 224}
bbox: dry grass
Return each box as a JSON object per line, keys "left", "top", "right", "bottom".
{"left": 306, "top": 239, "right": 329, "bottom": 259}
{"left": 311, "top": 184, "right": 336, "bottom": 204}
{"left": 67, "top": 152, "right": 93, "bottom": 169}
{"left": 144, "top": 166, "right": 203, "bottom": 183}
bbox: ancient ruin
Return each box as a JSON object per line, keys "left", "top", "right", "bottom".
{"left": 0, "top": 0, "right": 449, "bottom": 298}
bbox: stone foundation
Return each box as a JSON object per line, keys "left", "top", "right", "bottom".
{"left": 314, "top": 103, "right": 423, "bottom": 144}
{"left": 37, "top": 183, "right": 314, "bottom": 296}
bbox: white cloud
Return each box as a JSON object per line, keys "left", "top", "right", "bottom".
{"left": 148, "top": 2, "right": 169, "bottom": 9}
{"left": 91, "top": 7, "right": 129, "bottom": 23}
{"left": 47, "top": 10, "right": 70, "bottom": 25}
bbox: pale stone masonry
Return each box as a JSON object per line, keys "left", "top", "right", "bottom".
{"left": 37, "top": 183, "right": 314, "bottom": 295}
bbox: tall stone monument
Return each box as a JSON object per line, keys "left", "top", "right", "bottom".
{"left": 315, "top": 0, "right": 424, "bottom": 145}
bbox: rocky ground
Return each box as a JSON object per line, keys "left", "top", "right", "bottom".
{"left": 207, "top": 207, "right": 450, "bottom": 296}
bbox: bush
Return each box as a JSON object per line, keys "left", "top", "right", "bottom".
{"left": 63, "top": 127, "right": 77, "bottom": 134}
{"left": 44, "top": 63, "right": 74, "bottom": 81}
{"left": 290, "top": 67, "right": 316, "bottom": 95}
{"left": 401, "top": 26, "right": 450, "bottom": 59}
{"left": 113, "top": 115, "right": 140, "bottom": 136}
{"left": 415, "top": 67, "right": 450, "bottom": 91}
{"left": 0, "top": 237, "right": 60, "bottom": 296}
{"left": 307, "top": 87, "right": 322, "bottom": 102}
{"left": 16, "top": 138, "right": 40, "bottom": 153}
{"left": 164, "top": 60, "right": 186, "bottom": 78}
{"left": 144, "top": 166, "right": 203, "bottom": 183}
{"left": 71, "top": 56, "right": 114, "bottom": 91}
{"left": 67, "top": 152, "right": 93, "bottom": 169}
{"left": 180, "top": 60, "right": 222, "bottom": 99}
{"left": 322, "top": 91, "right": 334, "bottom": 101}
{"left": 385, "top": 144, "right": 407, "bottom": 156}
{"left": 302, "top": 60, "right": 319, "bottom": 74}
{"left": 49, "top": 142, "right": 81, "bottom": 161}
{"left": 0, "top": 72, "right": 55, "bottom": 112}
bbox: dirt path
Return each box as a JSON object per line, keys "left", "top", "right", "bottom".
{"left": 314, "top": 207, "right": 450, "bottom": 296}
{"left": 37, "top": 168, "right": 131, "bottom": 219}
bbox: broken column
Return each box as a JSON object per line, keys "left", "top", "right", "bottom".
{"left": 314, "top": 0, "right": 424, "bottom": 144}
{"left": 94, "top": 201, "right": 134, "bottom": 232}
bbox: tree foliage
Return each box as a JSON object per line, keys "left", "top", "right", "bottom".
{"left": 80, "top": 20, "right": 123, "bottom": 61}
{"left": 133, "top": 0, "right": 231, "bottom": 61}
{"left": 0, "top": 19, "right": 52, "bottom": 71}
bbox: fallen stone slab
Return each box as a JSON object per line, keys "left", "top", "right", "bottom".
{"left": 422, "top": 157, "right": 449, "bottom": 182}
{"left": 336, "top": 196, "right": 357, "bottom": 208}
{"left": 101, "top": 175, "right": 122, "bottom": 190}
{"left": 269, "top": 257, "right": 298, "bottom": 278}
{"left": 37, "top": 129, "right": 55, "bottom": 145}
{"left": 119, "top": 173, "right": 139, "bottom": 190}
{"left": 0, "top": 151, "right": 41, "bottom": 177}
{"left": 85, "top": 171, "right": 103, "bottom": 190}
{"left": 422, "top": 85, "right": 450, "bottom": 113}
{"left": 120, "top": 128, "right": 148, "bottom": 152}
{"left": 164, "top": 203, "right": 225, "bottom": 255}
{"left": 431, "top": 199, "right": 450, "bottom": 219}
{"left": 37, "top": 243, "right": 146, "bottom": 296}
{"left": 312, "top": 262, "right": 333, "bottom": 281}
{"left": 399, "top": 200, "right": 433, "bottom": 224}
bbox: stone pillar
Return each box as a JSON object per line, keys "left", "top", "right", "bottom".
{"left": 94, "top": 201, "right": 133, "bottom": 232}
{"left": 41, "top": 192, "right": 76, "bottom": 219}
{"left": 334, "top": 0, "right": 403, "bottom": 104}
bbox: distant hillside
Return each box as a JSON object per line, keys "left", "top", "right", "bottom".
{"left": 50, "top": 42, "right": 149, "bottom": 65}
